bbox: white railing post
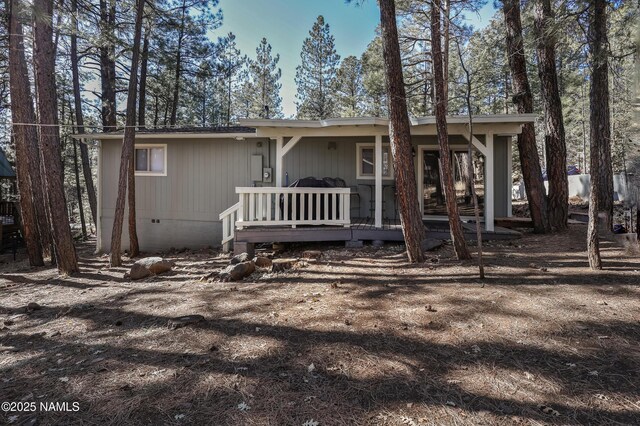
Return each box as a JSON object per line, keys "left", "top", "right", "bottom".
{"left": 343, "top": 192, "right": 351, "bottom": 226}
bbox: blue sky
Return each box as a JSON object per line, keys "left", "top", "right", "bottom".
{"left": 213, "top": 0, "right": 497, "bottom": 117}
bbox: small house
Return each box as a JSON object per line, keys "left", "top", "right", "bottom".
{"left": 85, "top": 115, "right": 534, "bottom": 253}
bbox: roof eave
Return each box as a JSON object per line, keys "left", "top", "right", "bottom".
{"left": 72, "top": 132, "right": 258, "bottom": 140}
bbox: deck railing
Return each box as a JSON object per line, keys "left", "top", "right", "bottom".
{"left": 219, "top": 187, "right": 352, "bottom": 248}
{"left": 236, "top": 187, "right": 351, "bottom": 228}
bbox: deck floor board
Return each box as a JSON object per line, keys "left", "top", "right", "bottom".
{"left": 235, "top": 217, "right": 521, "bottom": 245}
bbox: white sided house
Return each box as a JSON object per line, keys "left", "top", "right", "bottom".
{"left": 86, "top": 115, "right": 535, "bottom": 254}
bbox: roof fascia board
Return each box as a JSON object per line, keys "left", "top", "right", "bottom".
{"left": 73, "top": 132, "right": 258, "bottom": 140}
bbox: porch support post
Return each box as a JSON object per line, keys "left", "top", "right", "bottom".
{"left": 375, "top": 134, "right": 383, "bottom": 228}
{"left": 485, "top": 133, "right": 495, "bottom": 231}
{"left": 276, "top": 136, "right": 283, "bottom": 187}
{"left": 507, "top": 136, "right": 513, "bottom": 217}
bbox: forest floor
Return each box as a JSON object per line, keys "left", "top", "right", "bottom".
{"left": 1, "top": 224, "right": 639, "bottom": 425}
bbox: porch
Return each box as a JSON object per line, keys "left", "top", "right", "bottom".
{"left": 219, "top": 186, "right": 521, "bottom": 253}
{"left": 219, "top": 115, "right": 535, "bottom": 253}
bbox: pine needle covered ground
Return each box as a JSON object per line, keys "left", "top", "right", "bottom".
{"left": 1, "top": 225, "right": 639, "bottom": 425}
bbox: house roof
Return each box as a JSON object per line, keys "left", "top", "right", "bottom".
{"left": 239, "top": 114, "right": 537, "bottom": 128}
{"left": 0, "top": 147, "right": 16, "bottom": 179}
{"left": 75, "top": 126, "right": 257, "bottom": 140}
{"left": 75, "top": 115, "right": 537, "bottom": 140}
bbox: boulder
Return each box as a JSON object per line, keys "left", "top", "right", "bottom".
{"left": 128, "top": 263, "right": 151, "bottom": 280}
{"left": 219, "top": 261, "right": 255, "bottom": 281}
{"left": 253, "top": 256, "right": 273, "bottom": 268}
{"left": 230, "top": 252, "right": 250, "bottom": 265}
{"left": 128, "top": 257, "right": 173, "bottom": 280}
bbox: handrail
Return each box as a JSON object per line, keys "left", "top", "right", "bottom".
{"left": 219, "top": 201, "right": 241, "bottom": 220}
{"left": 219, "top": 201, "right": 241, "bottom": 247}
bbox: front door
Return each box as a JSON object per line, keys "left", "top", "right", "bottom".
{"left": 419, "top": 148, "right": 485, "bottom": 219}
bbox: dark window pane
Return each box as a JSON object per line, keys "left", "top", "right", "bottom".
{"left": 362, "top": 148, "right": 374, "bottom": 175}
{"left": 135, "top": 149, "right": 148, "bottom": 171}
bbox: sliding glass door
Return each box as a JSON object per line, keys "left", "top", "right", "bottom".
{"left": 421, "top": 149, "right": 485, "bottom": 218}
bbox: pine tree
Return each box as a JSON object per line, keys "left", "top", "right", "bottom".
{"left": 248, "top": 38, "right": 282, "bottom": 118}
{"left": 216, "top": 32, "right": 246, "bottom": 125}
{"left": 534, "top": 0, "right": 568, "bottom": 231}
{"left": 70, "top": 0, "right": 98, "bottom": 227}
{"left": 33, "top": 0, "right": 79, "bottom": 273}
{"left": 587, "top": 0, "right": 612, "bottom": 269}
{"left": 6, "top": 0, "right": 44, "bottom": 266}
{"left": 431, "top": 0, "right": 470, "bottom": 260}
{"left": 110, "top": 0, "right": 146, "bottom": 266}
{"left": 295, "top": 15, "right": 340, "bottom": 119}
{"left": 378, "top": 0, "right": 426, "bottom": 263}
{"left": 361, "top": 37, "right": 387, "bottom": 117}
{"left": 157, "top": 0, "right": 222, "bottom": 127}
{"left": 501, "top": 0, "right": 550, "bottom": 233}
{"left": 335, "top": 56, "right": 364, "bottom": 117}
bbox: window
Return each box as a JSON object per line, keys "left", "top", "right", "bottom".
{"left": 134, "top": 145, "right": 166, "bottom": 176}
{"left": 356, "top": 143, "right": 393, "bottom": 179}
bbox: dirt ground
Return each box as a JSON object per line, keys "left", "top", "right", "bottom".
{"left": 1, "top": 224, "right": 639, "bottom": 426}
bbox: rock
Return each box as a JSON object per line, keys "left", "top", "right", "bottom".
{"left": 168, "top": 315, "right": 205, "bottom": 330}
{"left": 128, "top": 257, "right": 173, "bottom": 280}
{"left": 253, "top": 256, "right": 273, "bottom": 268}
{"left": 302, "top": 250, "right": 322, "bottom": 259}
{"left": 128, "top": 263, "right": 151, "bottom": 280}
{"left": 271, "top": 258, "right": 298, "bottom": 273}
{"left": 421, "top": 239, "right": 443, "bottom": 252}
{"left": 139, "top": 257, "right": 173, "bottom": 274}
{"left": 219, "top": 261, "right": 255, "bottom": 281}
{"left": 230, "top": 252, "right": 250, "bottom": 265}
{"left": 26, "top": 302, "right": 41, "bottom": 311}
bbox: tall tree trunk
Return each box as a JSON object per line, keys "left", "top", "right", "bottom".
{"left": 170, "top": 0, "right": 187, "bottom": 127}
{"left": 71, "top": 0, "right": 98, "bottom": 227}
{"left": 587, "top": 0, "right": 612, "bottom": 269}
{"left": 378, "top": 0, "right": 425, "bottom": 263}
{"left": 431, "top": 0, "right": 470, "bottom": 260}
{"left": 138, "top": 27, "right": 149, "bottom": 128}
{"left": 99, "top": 0, "right": 117, "bottom": 131}
{"left": 73, "top": 138, "right": 87, "bottom": 238}
{"left": 590, "top": 0, "right": 614, "bottom": 233}
{"left": 457, "top": 41, "right": 485, "bottom": 278}
{"left": 153, "top": 94, "right": 159, "bottom": 127}
{"left": 502, "top": 0, "right": 550, "bottom": 233}
{"left": 127, "top": 154, "right": 140, "bottom": 257}
{"left": 110, "top": 0, "right": 145, "bottom": 266}
{"left": 442, "top": 0, "right": 450, "bottom": 104}
{"left": 534, "top": 0, "right": 568, "bottom": 231}
{"left": 33, "top": 0, "right": 79, "bottom": 274}
{"left": 7, "top": 0, "right": 44, "bottom": 266}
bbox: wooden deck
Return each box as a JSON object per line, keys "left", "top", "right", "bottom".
{"left": 234, "top": 217, "right": 521, "bottom": 246}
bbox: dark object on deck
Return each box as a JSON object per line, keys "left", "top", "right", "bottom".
{"left": 613, "top": 224, "right": 627, "bottom": 234}
{"left": 279, "top": 177, "right": 341, "bottom": 221}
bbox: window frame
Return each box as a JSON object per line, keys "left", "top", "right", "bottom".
{"left": 356, "top": 142, "right": 394, "bottom": 180}
{"left": 134, "top": 144, "right": 167, "bottom": 177}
